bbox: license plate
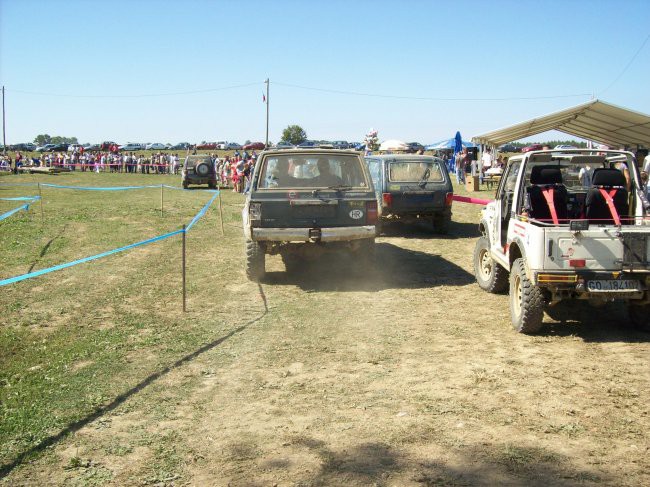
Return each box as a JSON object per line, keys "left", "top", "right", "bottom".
{"left": 586, "top": 280, "right": 640, "bottom": 292}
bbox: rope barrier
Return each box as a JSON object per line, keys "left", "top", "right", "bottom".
{"left": 0, "top": 187, "right": 220, "bottom": 287}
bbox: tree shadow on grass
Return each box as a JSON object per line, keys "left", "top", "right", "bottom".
{"left": 263, "top": 242, "right": 475, "bottom": 292}
{"left": 283, "top": 436, "right": 607, "bottom": 486}
{"left": 0, "top": 284, "right": 269, "bottom": 479}
{"left": 539, "top": 300, "right": 649, "bottom": 343}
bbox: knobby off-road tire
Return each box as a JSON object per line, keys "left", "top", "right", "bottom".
{"left": 509, "top": 257, "right": 545, "bottom": 334}
{"left": 433, "top": 213, "right": 451, "bottom": 235}
{"left": 628, "top": 304, "right": 650, "bottom": 332}
{"left": 245, "top": 239, "right": 265, "bottom": 282}
{"left": 473, "top": 236, "right": 508, "bottom": 293}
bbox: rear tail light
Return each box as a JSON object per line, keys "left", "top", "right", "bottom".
{"left": 249, "top": 203, "right": 261, "bottom": 222}
{"left": 382, "top": 193, "right": 392, "bottom": 208}
{"left": 445, "top": 192, "right": 454, "bottom": 207}
{"left": 569, "top": 259, "right": 586, "bottom": 268}
{"left": 366, "top": 200, "right": 378, "bottom": 225}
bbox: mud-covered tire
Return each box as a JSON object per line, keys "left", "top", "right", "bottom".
{"left": 628, "top": 304, "right": 650, "bottom": 332}
{"left": 245, "top": 239, "right": 265, "bottom": 281}
{"left": 474, "top": 236, "right": 508, "bottom": 293}
{"left": 509, "top": 257, "right": 545, "bottom": 333}
{"left": 433, "top": 213, "right": 451, "bottom": 234}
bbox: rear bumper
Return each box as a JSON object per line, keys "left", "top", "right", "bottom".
{"left": 252, "top": 225, "right": 375, "bottom": 242}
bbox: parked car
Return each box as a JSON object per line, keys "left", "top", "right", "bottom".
{"left": 365, "top": 154, "right": 453, "bottom": 234}
{"left": 101, "top": 141, "right": 117, "bottom": 151}
{"left": 216, "top": 141, "right": 227, "bottom": 149}
{"left": 85, "top": 143, "right": 101, "bottom": 151}
{"left": 119, "top": 143, "right": 143, "bottom": 151}
{"left": 275, "top": 141, "right": 294, "bottom": 149}
{"left": 49, "top": 143, "right": 69, "bottom": 152}
{"left": 521, "top": 144, "right": 544, "bottom": 153}
{"left": 196, "top": 142, "right": 217, "bottom": 150}
{"left": 181, "top": 155, "right": 218, "bottom": 189}
{"left": 243, "top": 142, "right": 265, "bottom": 150}
{"left": 406, "top": 142, "right": 425, "bottom": 153}
{"left": 554, "top": 144, "right": 578, "bottom": 150}
{"left": 332, "top": 141, "right": 350, "bottom": 149}
{"left": 297, "top": 140, "right": 318, "bottom": 148}
{"left": 170, "top": 142, "right": 190, "bottom": 150}
{"left": 36, "top": 144, "right": 56, "bottom": 152}
{"left": 146, "top": 143, "right": 166, "bottom": 150}
{"left": 498, "top": 143, "right": 520, "bottom": 152}
{"left": 12, "top": 143, "right": 37, "bottom": 151}
{"left": 225, "top": 142, "right": 242, "bottom": 150}
{"left": 242, "top": 149, "right": 378, "bottom": 281}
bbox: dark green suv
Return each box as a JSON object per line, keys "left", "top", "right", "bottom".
{"left": 243, "top": 149, "right": 378, "bottom": 281}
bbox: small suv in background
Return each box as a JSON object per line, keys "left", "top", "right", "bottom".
{"left": 365, "top": 154, "right": 453, "bottom": 234}
{"left": 181, "top": 155, "right": 217, "bottom": 189}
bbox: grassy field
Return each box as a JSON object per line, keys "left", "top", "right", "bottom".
{"left": 0, "top": 171, "right": 648, "bottom": 486}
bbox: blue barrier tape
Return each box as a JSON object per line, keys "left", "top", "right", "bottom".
{"left": 0, "top": 186, "right": 218, "bottom": 286}
{"left": 0, "top": 204, "right": 30, "bottom": 222}
{"left": 0, "top": 229, "right": 184, "bottom": 286}
{"left": 41, "top": 183, "right": 160, "bottom": 191}
{"left": 186, "top": 191, "right": 219, "bottom": 231}
{"left": 0, "top": 196, "right": 41, "bottom": 202}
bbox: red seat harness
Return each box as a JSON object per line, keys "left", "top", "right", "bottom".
{"left": 541, "top": 188, "right": 559, "bottom": 224}
{"left": 598, "top": 188, "right": 621, "bottom": 226}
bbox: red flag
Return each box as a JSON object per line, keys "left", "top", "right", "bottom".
{"left": 262, "top": 93, "right": 266, "bottom": 103}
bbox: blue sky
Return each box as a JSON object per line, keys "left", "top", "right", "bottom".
{"left": 1, "top": 0, "right": 649, "bottom": 146}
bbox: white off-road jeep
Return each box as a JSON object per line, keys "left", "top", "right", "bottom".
{"left": 474, "top": 149, "right": 650, "bottom": 333}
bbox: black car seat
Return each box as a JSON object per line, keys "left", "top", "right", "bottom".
{"left": 527, "top": 165, "right": 568, "bottom": 224}
{"left": 585, "top": 168, "right": 629, "bottom": 225}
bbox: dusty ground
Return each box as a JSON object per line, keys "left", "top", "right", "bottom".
{"left": 1, "top": 180, "right": 649, "bottom": 486}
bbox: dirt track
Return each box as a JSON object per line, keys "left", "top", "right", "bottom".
{"left": 2, "top": 190, "right": 649, "bottom": 486}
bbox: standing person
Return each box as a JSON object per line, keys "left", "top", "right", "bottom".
{"left": 480, "top": 148, "right": 493, "bottom": 184}
{"left": 455, "top": 150, "right": 464, "bottom": 184}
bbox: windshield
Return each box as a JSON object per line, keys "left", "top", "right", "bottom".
{"left": 388, "top": 160, "right": 444, "bottom": 182}
{"left": 258, "top": 154, "right": 369, "bottom": 189}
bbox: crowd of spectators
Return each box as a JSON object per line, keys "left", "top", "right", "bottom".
{"left": 0, "top": 148, "right": 259, "bottom": 192}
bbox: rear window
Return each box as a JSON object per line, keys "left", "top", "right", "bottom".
{"left": 389, "top": 160, "right": 444, "bottom": 182}
{"left": 185, "top": 156, "right": 212, "bottom": 167}
{"left": 258, "top": 154, "right": 368, "bottom": 189}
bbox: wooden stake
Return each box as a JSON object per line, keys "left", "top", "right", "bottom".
{"left": 218, "top": 190, "right": 225, "bottom": 236}
{"left": 182, "top": 224, "right": 186, "bottom": 312}
{"left": 37, "top": 182, "right": 44, "bottom": 224}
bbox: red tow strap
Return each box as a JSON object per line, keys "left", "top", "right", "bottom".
{"left": 598, "top": 188, "right": 621, "bottom": 225}
{"left": 541, "top": 188, "right": 559, "bottom": 224}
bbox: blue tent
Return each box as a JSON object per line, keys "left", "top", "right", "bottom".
{"left": 425, "top": 138, "right": 476, "bottom": 150}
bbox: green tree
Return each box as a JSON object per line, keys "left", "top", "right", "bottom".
{"left": 34, "top": 134, "right": 52, "bottom": 145}
{"left": 281, "top": 125, "right": 307, "bottom": 145}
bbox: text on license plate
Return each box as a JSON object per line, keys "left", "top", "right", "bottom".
{"left": 586, "top": 280, "right": 640, "bottom": 291}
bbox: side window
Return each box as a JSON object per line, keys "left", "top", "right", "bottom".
{"left": 366, "top": 159, "right": 381, "bottom": 188}
{"left": 497, "top": 162, "right": 521, "bottom": 198}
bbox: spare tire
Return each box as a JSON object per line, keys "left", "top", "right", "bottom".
{"left": 196, "top": 162, "right": 210, "bottom": 177}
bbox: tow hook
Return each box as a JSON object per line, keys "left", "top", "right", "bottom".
{"left": 309, "top": 228, "right": 322, "bottom": 242}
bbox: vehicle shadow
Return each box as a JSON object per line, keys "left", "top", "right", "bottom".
{"left": 262, "top": 242, "right": 474, "bottom": 292}
{"left": 381, "top": 220, "right": 479, "bottom": 239}
{"left": 279, "top": 435, "right": 609, "bottom": 486}
{"left": 540, "top": 301, "right": 649, "bottom": 343}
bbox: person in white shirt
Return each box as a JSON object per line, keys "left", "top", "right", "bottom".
{"left": 480, "top": 148, "right": 493, "bottom": 184}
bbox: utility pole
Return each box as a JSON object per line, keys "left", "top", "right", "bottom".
{"left": 2, "top": 86, "right": 6, "bottom": 155}
{"left": 265, "top": 78, "right": 269, "bottom": 148}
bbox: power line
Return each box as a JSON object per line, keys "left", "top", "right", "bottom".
{"left": 599, "top": 32, "right": 650, "bottom": 96}
{"left": 5, "top": 81, "right": 264, "bottom": 99}
{"left": 272, "top": 81, "right": 592, "bottom": 102}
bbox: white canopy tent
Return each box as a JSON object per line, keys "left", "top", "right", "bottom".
{"left": 471, "top": 99, "right": 650, "bottom": 150}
